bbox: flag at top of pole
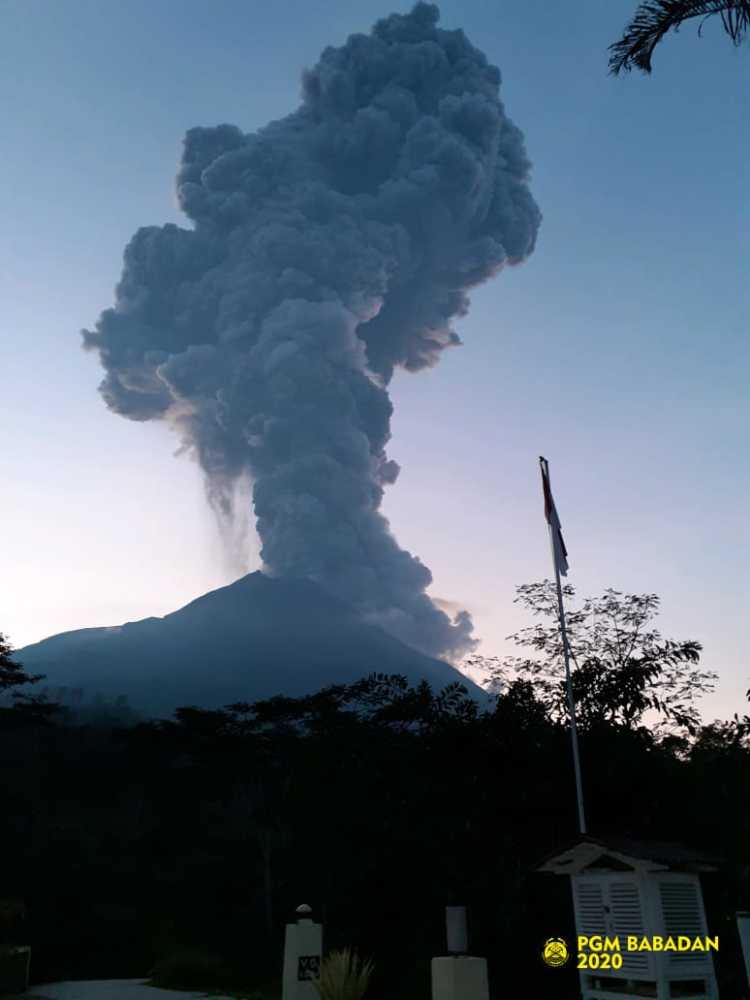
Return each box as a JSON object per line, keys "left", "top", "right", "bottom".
{"left": 538, "top": 454, "right": 586, "bottom": 833}
{"left": 539, "top": 456, "right": 569, "bottom": 577}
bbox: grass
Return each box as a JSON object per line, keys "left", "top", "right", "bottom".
{"left": 312, "top": 948, "right": 375, "bottom": 1000}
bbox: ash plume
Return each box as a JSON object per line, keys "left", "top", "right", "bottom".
{"left": 82, "top": 3, "right": 541, "bottom": 660}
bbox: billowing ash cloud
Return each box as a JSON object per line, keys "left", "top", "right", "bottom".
{"left": 82, "top": 3, "right": 541, "bottom": 660}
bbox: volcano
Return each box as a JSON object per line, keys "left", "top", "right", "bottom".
{"left": 16, "top": 573, "right": 488, "bottom": 721}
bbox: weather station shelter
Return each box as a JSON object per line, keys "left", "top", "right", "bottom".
{"left": 537, "top": 836, "right": 720, "bottom": 1000}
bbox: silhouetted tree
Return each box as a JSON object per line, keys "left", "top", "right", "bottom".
{"left": 0, "top": 632, "right": 61, "bottom": 726}
{"left": 477, "top": 582, "right": 716, "bottom": 734}
{"left": 0, "top": 633, "right": 43, "bottom": 694}
{"left": 609, "top": 0, "right": 750, "bottom": 74}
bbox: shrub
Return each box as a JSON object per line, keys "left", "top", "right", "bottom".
{"left": 0, "top": 898, "right": 26, "bottom": 940}
{"left": 312, "top": 948, "right": 375, "bottom": 1000}
{"left": 0, "top": 944, "right": 32, "bottom": 994}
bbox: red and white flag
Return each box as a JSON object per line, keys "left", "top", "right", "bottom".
{"left": 539, "top": 456, "right": 569, "bottom": 577}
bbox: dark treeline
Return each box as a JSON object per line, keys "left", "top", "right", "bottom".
{"left": 1, "top": 629, "right": 749, "bottom": 999}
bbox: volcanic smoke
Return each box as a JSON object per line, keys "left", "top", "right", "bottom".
{"left": 82, "top": 3, "right": 541, "bottom": 660}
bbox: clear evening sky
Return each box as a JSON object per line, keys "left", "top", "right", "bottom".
{"left": 1, "top": 0, "right": 747, "bottom": 721}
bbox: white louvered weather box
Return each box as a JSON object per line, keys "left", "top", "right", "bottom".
{"left": 538, "top": 836, "right": 720, "bottom": 1000}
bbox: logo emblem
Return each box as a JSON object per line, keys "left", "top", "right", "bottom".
{"left": 542, "top": 937, "right": 569, "bottom": 967}
{"left": 297, "top": 955, "right": 321, "bottom": 981}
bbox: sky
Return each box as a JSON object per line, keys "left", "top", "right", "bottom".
{"left": 1, "top": 0, "right": 747, "bottom": 722}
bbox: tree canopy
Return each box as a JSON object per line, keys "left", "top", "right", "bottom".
{"left": 0, "top": 632, "right": 61, "bottom": 726}
{"left": 466, "top": 582, "right": 717, "bottom": 735}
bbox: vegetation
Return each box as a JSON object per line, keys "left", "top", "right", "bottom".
{"left": 312, "top": 948, "right": 375, "bottom": 1000}
{"left": 0, "top": 897, "right": 31, "bottom": 995}
{"left": 0, "top": 594, "right": 748, "bottom": 999}
{"left": 468, "top": 582, "right": 718, "bottom": 736}
{"left": 609, "top": 0, "right": 750, "bottom": 74}
{"left": 0, "top": 632, "right": 61, "bottom": 727}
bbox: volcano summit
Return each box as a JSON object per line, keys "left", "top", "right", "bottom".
{"left": 17, "top": 573, "right": 488, "bottom": 721}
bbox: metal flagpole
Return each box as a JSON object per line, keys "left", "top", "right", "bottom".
{"left": 539, "top": 457, "right": 587, "bottom": 835}
{"left": 552, "top": 534, "right": 587, "bottom": 835}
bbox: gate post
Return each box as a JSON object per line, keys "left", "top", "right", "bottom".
{"left": 431, "top": 905, "right": 489, "bottom": 1000}
{"left": 282, "top": 904, "right": 323, "bottom": 1000}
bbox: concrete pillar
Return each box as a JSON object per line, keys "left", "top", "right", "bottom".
{"left": 431, "top": 957, "right": 490, "bottom": 1000}
{"left": 431, "top": 906, "right": 489, "bottom": 1000}
{"left": 282, "top": 904, "right": 323, "bottom": 1000}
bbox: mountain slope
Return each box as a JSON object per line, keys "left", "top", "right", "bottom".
{"left": 17, "top": 572, "right": 487, "bottom": 720}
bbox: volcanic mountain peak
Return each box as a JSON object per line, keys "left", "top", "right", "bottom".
{"left": 18, "top": 573, "right": 487, "bottom": 721}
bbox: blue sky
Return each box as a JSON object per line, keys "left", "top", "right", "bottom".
{"left": 1, "top": 0, "right": 747, "bottom": 721}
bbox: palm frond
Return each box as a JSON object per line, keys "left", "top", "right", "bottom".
{"left": 609, "top": 0, "right": 750, "bottom": 75}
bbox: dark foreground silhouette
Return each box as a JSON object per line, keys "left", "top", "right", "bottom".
{"left": 1, "top": 656, "right": 748, "bottom": 999}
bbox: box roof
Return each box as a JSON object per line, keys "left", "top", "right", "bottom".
{"left": 536, "top": 834, "right": 721, "bottom": 874}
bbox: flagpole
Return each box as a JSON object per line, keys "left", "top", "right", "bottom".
{"left": 540, "top": 457, "right": 587, "bottom": 835}
{"left": 551, "top": 535, "right": 587, "bottom": 835}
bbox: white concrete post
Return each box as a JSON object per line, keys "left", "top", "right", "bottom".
{"left": 282, "top": 904, "right": 323, "bottom": 1000}
{"left": 431, "top": 905, "right": 489, "bottom": 1000}
{"left": 737, "top": 911, "right": 750, "bottom": 990}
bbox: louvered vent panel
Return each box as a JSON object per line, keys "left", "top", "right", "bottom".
{"left": 609, "top": 881, "right": 645, "bottom": 934}
{"left": 659, "top": 881, "right": 711, "bottom": 969}
{"left": 609, "top": 880, "right": 651, "bottom": 976}
{"left": 573, "top": 880, "right": 607, "bottom": 936}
